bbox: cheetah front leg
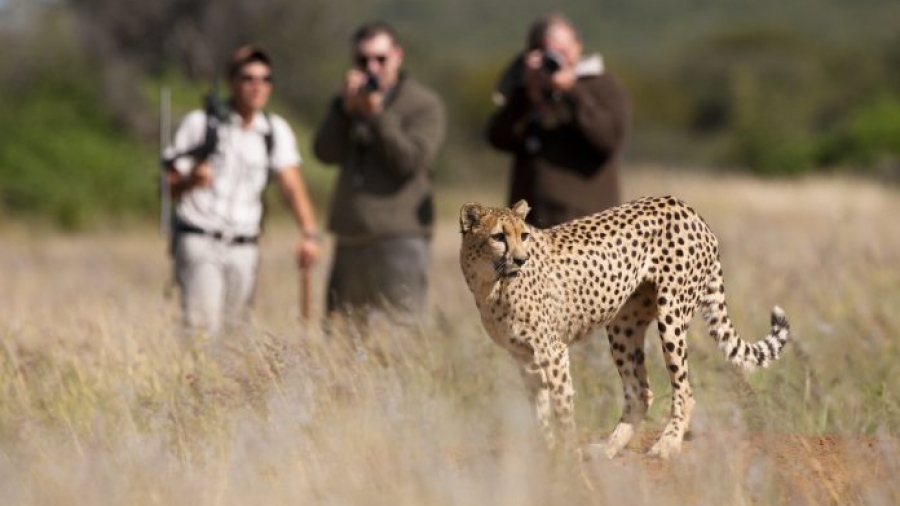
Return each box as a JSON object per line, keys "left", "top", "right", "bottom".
{"left": 545, "top": 341, "right": 578, "bottom": 455}
{"left": 519, "top": 342, "right": 580, "bottom": 455}
{"left": 520, "top": 342, "right": 595, "bottom": 489}
{"left": 518, "top": 342, "right": 577, "bottom": 450}
{"left": 518, "top": 361, "right": 555, "bottom": 449}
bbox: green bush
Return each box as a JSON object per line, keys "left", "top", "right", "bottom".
{"left": 842, "top": 96, "right": 900, "bottom": 164}
{"left": 0, "top": 79, "right": 157, "bottom": 230}
{"left": 816, "top": 95, "right": 900, "bottom": 170}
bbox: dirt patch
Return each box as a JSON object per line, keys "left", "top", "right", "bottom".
{"left": 586, "top": 430, "right": 899, "bottom": 505}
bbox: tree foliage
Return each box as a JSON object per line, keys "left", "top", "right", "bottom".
{"left": 67, "top": 0, "right": 369, "bottom": 137}
{"left": 1, "top": 0, "right": 899, "bottom": 228}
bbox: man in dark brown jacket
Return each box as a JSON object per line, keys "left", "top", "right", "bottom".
{"left": 313, "top": 21, "right": 446, "bottom": 318}
{"left": 487, "top": 13, "right": 631, "bottom": 228}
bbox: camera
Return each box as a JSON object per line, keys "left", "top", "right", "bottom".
{"left": 362, "top": 72, "right": 380, "bottom": 93}
{"left": 541, "top": 51, "right": 564, "bottom": 74}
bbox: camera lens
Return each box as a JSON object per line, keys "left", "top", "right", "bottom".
{"left": 541, "top": 51, "right": 563, "bottom": 74}
{"left": 363, "top": 73, "right": 380, "bottom": 93}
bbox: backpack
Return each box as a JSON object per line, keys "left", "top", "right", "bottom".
{"left": 166, "top": 89, "right": 275, "bottom": 169}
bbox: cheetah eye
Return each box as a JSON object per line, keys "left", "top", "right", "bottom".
{"left": 520, "top": 232, "right": 530, "bottom": 242}
{"left": 490, "top": 232, "right": 506, "bottom": 242}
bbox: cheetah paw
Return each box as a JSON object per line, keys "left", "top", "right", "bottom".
{"left": 647, "top": 437, "right": 682, "bottom": 459}
{"left": 602, "top": 422, "right": 636, "bottom": 459}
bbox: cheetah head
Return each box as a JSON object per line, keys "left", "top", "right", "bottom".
{"left": 459, "top": 200, "right": 532, "bottom": 280}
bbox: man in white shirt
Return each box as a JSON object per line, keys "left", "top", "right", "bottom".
{"left": 165, "top": 45, "right": 321, "bottom": 337}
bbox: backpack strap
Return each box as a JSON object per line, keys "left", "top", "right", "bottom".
{"left": 262, "top": 111, "right": 275, "bottom": 171}
{"left": 258, "top": 111, "right": 277, "bottom": 235}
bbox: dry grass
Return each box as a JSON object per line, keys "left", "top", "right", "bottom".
{"left": 1, "top": 167, "right": 899, "bottom": 505}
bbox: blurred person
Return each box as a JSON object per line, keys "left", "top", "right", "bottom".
{"left": 164, "top": 44, "right": 322, "bottom": 337}
{"left": 313, "top": 20, "right": 446, "bottom": 321}
{"left": 486, "top": 12, "right": 631, "bottom": 227}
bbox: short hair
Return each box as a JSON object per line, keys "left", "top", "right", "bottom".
{"left": 351, "top": 20, "right": 400, "bottom": 46}
{"left": 226, "top": 44, "right": 272, "bottom": 79}
{"left": 526, "top": 12, "right": 577, "bottom": 50}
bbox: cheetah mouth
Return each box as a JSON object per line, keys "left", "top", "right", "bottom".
{"left": 494, "top": 261, "right": 521, "bottom": 279}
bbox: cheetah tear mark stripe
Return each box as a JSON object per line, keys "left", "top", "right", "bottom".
{"left": 701, "top": 259, "right": 791, "bottom": 372}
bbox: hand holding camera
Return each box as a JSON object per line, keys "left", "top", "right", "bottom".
{"left": 342, "top": 69, "right": 384, "bottom": 116}
{"left": 523, "top": 49, "right": 576, "bottom": 104}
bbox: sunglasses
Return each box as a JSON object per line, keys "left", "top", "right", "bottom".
{"left": 355, "top": 54, "right": 388, "bottom": 68}
{"left": 239, "top": 73, "right": 273, "bottom": 84}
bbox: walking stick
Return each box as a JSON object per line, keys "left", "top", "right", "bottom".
{"left": 159, "top": 86, "right": 177, "bottom": 299}
{"left": 300, "top": 264, "right": 311, "bottom": 323}
{"left": 159, "top": 86, "right": 172, "bottom": 239}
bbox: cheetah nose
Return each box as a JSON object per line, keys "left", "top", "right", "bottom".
{"left": 513, "top": 256, "right": 527, "bottom": 267}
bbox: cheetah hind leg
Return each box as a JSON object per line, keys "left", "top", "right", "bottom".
{"left": 647, "top": 302, "right": 697, "bottom": 460}
{"left": 601, "top": 282, "right": 657, "bottom": 459}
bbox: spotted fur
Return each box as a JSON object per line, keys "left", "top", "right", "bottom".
{"left": 459, "top": 196, "right": 790, "bottom": 460}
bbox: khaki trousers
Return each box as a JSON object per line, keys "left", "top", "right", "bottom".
{"left": 173, "top": 233, "right": 260, "bottom": 337}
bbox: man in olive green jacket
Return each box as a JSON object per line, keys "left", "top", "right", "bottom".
{"left": 314, "top": 21, "right": 446, "bottom": 319}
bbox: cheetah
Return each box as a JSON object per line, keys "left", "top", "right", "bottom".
{"left": 458, "top": 196, "right": 790, "bottom": 461}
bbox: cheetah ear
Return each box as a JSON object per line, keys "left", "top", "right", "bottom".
{"left": 459, "top": 202, "right": 484, "bottom": 233}
{"left": 511, "top": 199, "right": 530, "bottom": 220}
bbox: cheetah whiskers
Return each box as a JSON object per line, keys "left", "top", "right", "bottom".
{"left": 493, "top": 259, "right": 508, "bottom": 278}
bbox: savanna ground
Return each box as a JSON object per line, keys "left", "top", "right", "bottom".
{"left": 1, "top": 167, "right": 899, "bottom": 505}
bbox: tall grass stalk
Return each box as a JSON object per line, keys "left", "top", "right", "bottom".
{"left": 0, "top": 168, "right": 898, "bottom": 504}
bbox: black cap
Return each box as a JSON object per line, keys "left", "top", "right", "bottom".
{"left": 226, "top": 44, "right": 272, "bottom": 78}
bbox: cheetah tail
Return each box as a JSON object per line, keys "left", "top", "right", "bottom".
{"left": 701, "top": 261, "right": 791, "bottom": 372}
